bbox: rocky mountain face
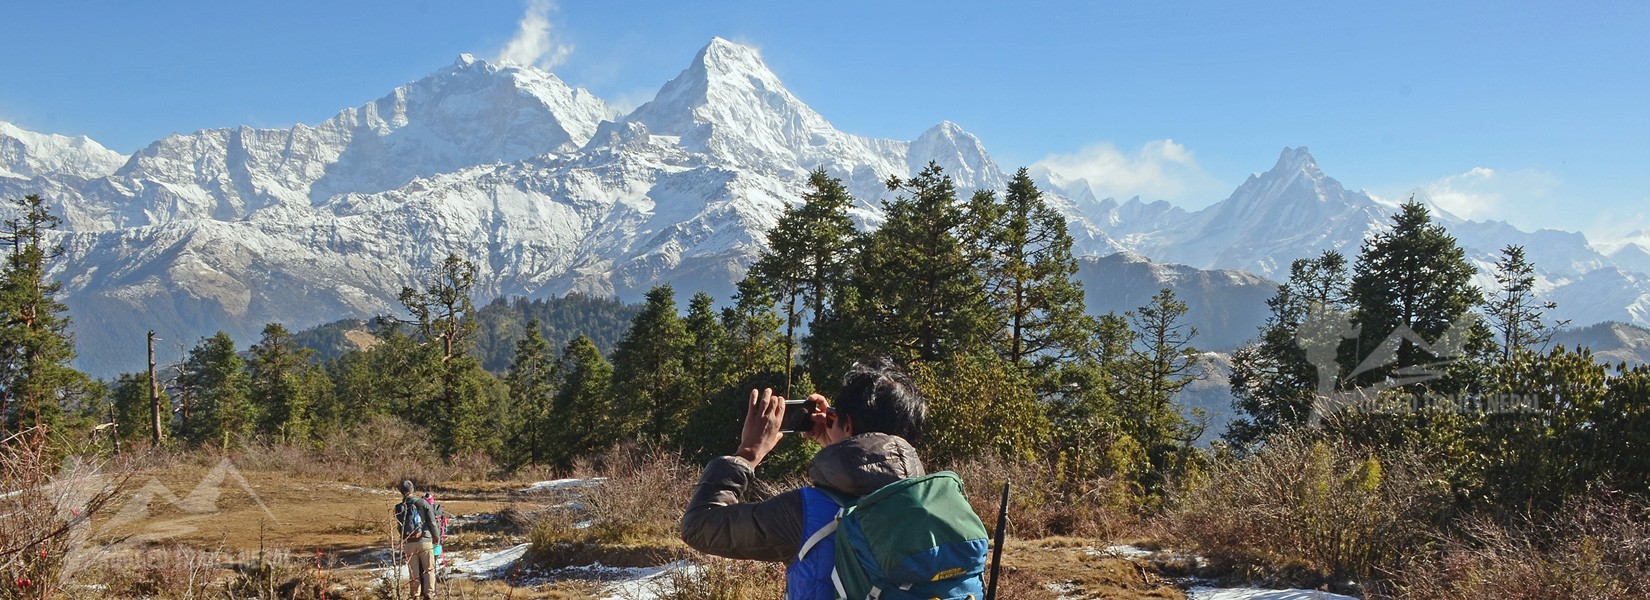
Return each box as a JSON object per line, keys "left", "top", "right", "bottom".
{"left": 2, "top": 37, "right": 1645, "bottom": 376}
{"left": 1551, "top": 321, "right": 1650, "bottom": 367}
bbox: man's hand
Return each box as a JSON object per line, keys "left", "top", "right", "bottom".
{"left": 801, "top": 394, "right": 835, "bottom": 442}
{"left": 735, "top": 388, "right": 785, "bottom": 466}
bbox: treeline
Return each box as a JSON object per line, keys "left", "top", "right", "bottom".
{"left": 288, "top": 294, "right": 639, "bottom": 370}
{"left": 6, "top": 163, "right": 1649, "bottom": 523}
{"left": 1226, "top": 203, "right": 1650, "bottom": 515}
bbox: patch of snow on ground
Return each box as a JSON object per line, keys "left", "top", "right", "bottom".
{"left": 1080, "top": 544, "right": 1208, "bottom": 568}
{"left": 342, "top": 484, "right": 393, "bottom": 495}
{"left": 1187, "top": 587, "right": 1358, "bottom": 600}
{"left": 445, "top": 543, "right": 530, "bottom": 579}
{"left": 1094, "top": 544, "right": 1154, "bottom": 559}
{"left": 1046, "top": 581, "right": 1081, "bottom": 598}
{"left": 521, "top": 477, "right": 608, "bottom": 493}
{"left": 595, "top": 561, "right": 699, "bottom": 600}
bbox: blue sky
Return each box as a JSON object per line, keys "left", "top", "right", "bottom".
{"left": 3, "top": 1, "right": 1646, "bottom": 243}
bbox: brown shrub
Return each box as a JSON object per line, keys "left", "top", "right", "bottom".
{"left": 1167, "top": 434, "right": 1448, "bottom": 590}
{"left": 1390, "top": 494, "right": 1650, "bottom": 600}
{"left": 650, "top": 557, "right": 786, "bottom": 600}
{"left": 530, "top": 445, "right": 693, "bottom": 567}
{"left": 0, "top": 430, "right": 132, "bottom": 600}
{"left": 83, "top": 545, "right": 225, "bottom": 599}
{"left": 213, "top": 416, "right": 500, "bottom": 488}
{"left": 947, "top": 454, "right": 1137, "bottom": 540}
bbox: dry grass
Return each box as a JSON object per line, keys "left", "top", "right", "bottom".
{"left": 528, "top": 445, "right": 693, "bottom": 569}
{"left": 0, "top": 429, "right": 134, "bottom": 600}
{"left": 1389, "top": 494, "right": 1650, "bottom": 600}
{"left": 993, "top": 540, "right": 1185, "bottom": 600}
{"left": 649, "top": 557, "right": 786, "bottom": 600}
{"left": 948, "top": 454, "right": 1145, "bottom": 541}
{"left": 1167, "top": 435, "right": 1449, "bottom": 592}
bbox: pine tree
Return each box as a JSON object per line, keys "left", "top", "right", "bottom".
{"left": 717, "top": 277, "right": 787, "bottom": 388}
{"left": 397, "top": 254, "right": 498, "bottom": 456}
{"left": 1347, "top": 200, "right": 1488, "bottom": 394}
{"left": 1121, "top": 288, "right": 1202, "bottom": 495}
{"left": 1486, "top": 244, "right": 1563, "bottom": 363}
{"left": 852, "top": 162, "right": 994, "bottom": 366}
{"left": 1226, "top": 250, "right": 1353, "bottom": 449}
{"left": 683, "top": 292, "right": 725, "bottom": 402}
{"left": 177, "top": 332, "right": 254, "bottom": 449}
{"left": 505, "top": 322, "right": 557, "bottom": 467}
{"left": 751, "top": 168, "right": 859, "bottom": 390}
{"left": 971, "top": 168, "right": 1091, "bottom": 384}
{"left": 110, "top": 372, "right": 166, "bottom": 444}
{"left": 1129, "top": 289, "right": 1200, "bottom": 406}
{"left": 248, "top": 323, "right": 326, "bottom": 443}
{"left": 610, "top": 284, "right": 690, "bottom": 446}
{"left": 550, "top": 335, "right": 614, "bottom": 470}
{"left": 321, "top": 322, "right": 436, "bottom": 434}
{"left": 0, "top": 195, "right": 90, "bottom": 438}
{"left": 916, "top": 353, "right": 1051, "bottom": 465}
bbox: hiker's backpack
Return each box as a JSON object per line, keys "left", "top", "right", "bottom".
{"left": 791, "top": 472, "right": 990, "bottom": 600}
{"left": 396, "top": 498, "right": 426, "bottom": 540}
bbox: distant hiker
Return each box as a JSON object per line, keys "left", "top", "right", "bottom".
{"left": 395, "top": 480, "right": 440, "bottom": 600}
{"left": 681, "top": 358, "right": 990, "bottom": 599}
{"left": 421, "top": 491, "right": 449, "bottom": 559}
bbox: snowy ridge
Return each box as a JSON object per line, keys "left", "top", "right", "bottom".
{"left": 5, "top": 38, "right": 1647, "bottom": 375}
{"left": 0, "top": 121, "right": 126, "bottom": 180}
{"left": 1131, "top": 147, "right": 1398, "bottom": 277}
{"left": 621, "top": 37, "right": 909, "bottom": 200}
{"left": 1037, "top": 147, "right": 1650, "bottom": 331}
{"left": 1607, "top": 231, "right": 1650, "bottom": 275}
{"left": 35, "top": 54, "right": 615, "bottom": 232}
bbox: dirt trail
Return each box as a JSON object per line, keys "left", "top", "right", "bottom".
{"left": 84, "top": 464, "right": 1209, "bottom": 599}
{"left": 91, "top": 463, "right": 533, "bottom": 560}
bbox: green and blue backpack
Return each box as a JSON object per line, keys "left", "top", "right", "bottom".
{"left": 788, "top": 472, "right": 990, "bottom": 600}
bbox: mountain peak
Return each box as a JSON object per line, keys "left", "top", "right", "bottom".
{"left": 621, "top": 36, "right": 855, "bottom": 171}
{"left": 1272, "top": 146, "right": 1318, "bottom": 173}
{"left": 909, "top": 121, "right": 1006, "bottom": 190}
{"left": 699, "top": 37, "right": 762, "bottom": 65}
{"left": 0, "top": 119, "right": 126, "bottom": 179}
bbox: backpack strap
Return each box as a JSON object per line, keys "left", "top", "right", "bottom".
{"left": 796, "top": 510, "right": 842, "bottom": 562}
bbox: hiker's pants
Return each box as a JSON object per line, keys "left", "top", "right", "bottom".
{"left": 408, "top": 538, "right": 436, "bottom": 599}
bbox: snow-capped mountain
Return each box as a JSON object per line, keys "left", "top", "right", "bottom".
{"left": 1608, "top": 232, "right": 1650, "bottom": 275}
{"left": 7, "top": 39, "right": 1038, "bottom": 375}
{"left": 7, "top": 38, "right": 1648, "bottom": 376}
{"left": 1107, "top": 147, "right": 1400, "bottom": 277}
{"left": 0, "top": 121, "right": 126, "bottom": 180}
{"left": 24, "top": 54, "right": 616, "bottom": 233}
{"left": 1038, "top": 146, "right": 1650, "bottom": 331}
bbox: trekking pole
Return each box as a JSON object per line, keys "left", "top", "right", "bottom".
{"left": 985, "top": 480, "right": 1010, "bottom": 600}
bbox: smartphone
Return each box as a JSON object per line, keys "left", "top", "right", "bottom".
{"left": 780, "top": 399, "right": 813, "bottom": 433}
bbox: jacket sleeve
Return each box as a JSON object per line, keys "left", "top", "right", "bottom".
{"left": 679, "top": 455, "right": 804, "bottom": 562}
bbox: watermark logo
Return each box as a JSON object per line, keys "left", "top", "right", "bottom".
{"left": 42, "top": 457, "right": 279, "bottom": 579}
{"left": 1298, "top": 304, "right": 1530, "bottom": 425}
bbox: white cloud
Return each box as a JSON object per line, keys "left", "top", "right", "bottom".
{"left": 1419, "top": 167, "right": 1558, "bottom": 220}
{"left": 494, "top": 0, "right": 573, "bottom": 70}
{"left": 1586, "top": 204, "right": 1650, "bottom": 252}
{"left": 1032, "top": 139, "right": 1222, "bottom": 204}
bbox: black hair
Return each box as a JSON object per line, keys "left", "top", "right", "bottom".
{"left": 835, "top": 356, "right": 926, "bottom": 443}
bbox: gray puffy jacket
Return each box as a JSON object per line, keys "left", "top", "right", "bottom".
{"left": 679, "top": 432, "right": 926, "bottom": 562}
